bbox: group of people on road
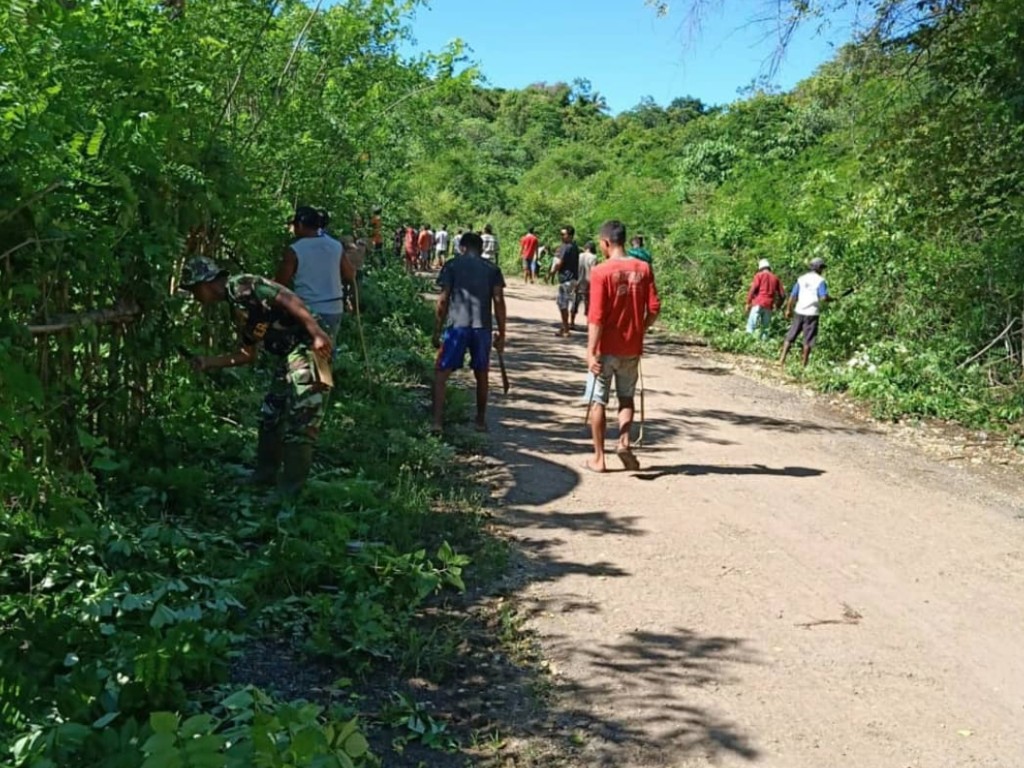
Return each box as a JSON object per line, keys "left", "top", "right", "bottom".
{"left": 430, "top": 218, "right": 660, "bottom": 475}
{"left": 396, "top": 223, "right": 502, "bottom": 274}
{"left": 178, "top": 199, "right": 834, "bottom": 495}
{"left": 744, "top": 256, "right": 837, "bottom": 367}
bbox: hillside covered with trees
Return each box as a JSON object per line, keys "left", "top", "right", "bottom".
{"left": 409, "top": 0, "right": 1024, "bottom": 427}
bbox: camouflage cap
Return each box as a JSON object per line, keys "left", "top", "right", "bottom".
{"left": 180, "top": 256, "right": 227, "bottom": 288}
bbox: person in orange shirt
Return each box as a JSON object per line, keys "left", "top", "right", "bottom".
{"left": 585, "top": 220, "right": 660, "bottom": 473}
{"left": 417, "top": 224, "right": 433, "bottom": 271}
{"left": 403, "top": 224, "right": 417, "bottom": 274}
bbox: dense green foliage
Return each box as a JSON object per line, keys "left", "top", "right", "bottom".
{"left": 410, "top": 0, "right": 1024, "bottom": 427}
{"left": 0, "top": 1, "right": 486, "bottom": 765}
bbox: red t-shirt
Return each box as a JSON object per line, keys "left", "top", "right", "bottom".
{"left": 588, "top": 257, "right": 660, "bottom": 357}
{"left": 404, "top": 228, "right": 416, "bottom": 257}
{"left": 747, "top": 270, "right": 783, "bottom": 309}
{"left": 519, "top": 233, "right": 538, "bottom": 259}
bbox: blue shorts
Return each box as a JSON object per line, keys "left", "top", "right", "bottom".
{"left": 436, "top": 327, "right": 492, "bottom": 372}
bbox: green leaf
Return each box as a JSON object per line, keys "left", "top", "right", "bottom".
{"left": 150, "top": 603, "right": 177, "bottom": 628}
{"left": 220, "top": 689, "right": 254, "bottom": 710}
{"left": 150, "top": 711, "right": 179, "bottom": 734}
{"left": 92, "top": 711, "right": 120, "bottom": 728}
{"left": 342, "top": 732, "right": 369, "bottom": 759}
{"left": 179, "top": 713, "right": 217, "bottom": 738}
{"left": 86, "top": 121, "right": 106, "bottom": 157}
{"left": 141, "top": 749, "right": 184, "bottom": 768}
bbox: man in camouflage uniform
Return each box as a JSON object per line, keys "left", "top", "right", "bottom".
{"left": 179, "top": 256, "right": 334, "bottom": 497}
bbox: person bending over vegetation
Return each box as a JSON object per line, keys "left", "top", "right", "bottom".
{"left": 432, "top": 232, "right": 507, "bottom": 433}
{"left": 275, "top": 206, "right": 355, "bottom": 341}
{"left": 179, "top": 257, "right": 334, "bottom": 497}
{"left": 780, "top": 256, "right": 836, "bottom": 368}
{"left": 745, "top": 258, "right": 784, "bottom": 339}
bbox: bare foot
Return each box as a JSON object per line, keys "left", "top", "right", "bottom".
{"left": 474, "top": 421, "right": 489, "bottom": 433}
{"left": 582, "top": 457, "right": 606, "bottom": 473}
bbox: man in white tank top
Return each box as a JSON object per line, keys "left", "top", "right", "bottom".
{"left": 275, "top": 206, "right": 355, "bottom": 340}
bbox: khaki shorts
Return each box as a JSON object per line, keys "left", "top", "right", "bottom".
{"left": 591, "top": 354, "right": 640, "bottom": 406}
{"left": 556, "top": 279, "right": 578, "bottom": 310}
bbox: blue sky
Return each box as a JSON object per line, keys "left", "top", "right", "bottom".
{"left": 401, "top": 1, "right": 862, "bottom": 113}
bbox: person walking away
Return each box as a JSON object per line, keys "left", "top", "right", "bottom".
{"left": 780, "top": 256, "right": 836, "bottom": 367}
{"left": 275, "top": 206, "right": 355, "bottom": 341}
{"left": 179, "top": 257, "right": 334, "bottom": 496}
{"left": 536, "top": 245, "right": 551, "bottom": 283}
{"left": 393, "top": 225, "right": 404, "bottom": 261}
{"left": 434, "top": 224, "right": 450, "bottom": 268}
{"left": 745, "top": 258, "right": 784, "bottom": 339}
{"left": 481, "top": 224, "right": 500, "bottom": 263}
{"left": 551, "top": 225, "right": 581, "bottom": 336}
{"left": 519, "top": 227, "right": 539, "bottom": 283}
{"left": 431, "top": 232, "right": 507, "bottom": 433}
{"left": 585, "top": 220, "right": 660, "bottom": 473}
{"left": 575, "top": 240, "right": 600, "bottom": 402}
{"left": 572, "top": 240, "right": 598, "bottom": 330}
{"left": 403, "top": 224, "right": 417, "bottom": 273}
{"left": 453, "top": 228, "right": 464, "bottom": 256}
{"left": 370, "top": 207, "right": 384, "bottom": 267}
{"left": 417, "top": 224, "right": 433, "bottom": 271}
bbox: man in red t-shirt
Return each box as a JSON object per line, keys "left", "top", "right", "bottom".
{"left": 745, "top": 258, "right": 784, "bottom": 338}
{"left": 585, "top": 220, "right": 660, "bottom": 473}
{"left": 519, "top": 227, "right": 539, "bottom": 284}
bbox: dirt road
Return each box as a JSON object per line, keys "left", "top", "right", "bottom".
{"left": 485, "top": 281, "right": 1024, "bottom": 768}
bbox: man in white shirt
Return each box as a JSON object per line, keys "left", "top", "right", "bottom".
{"left": 571, "top": 240, "right": 598, "bottom": 330}
{"left": 481, "top": 224, "right": 499, "bottom": 262}
{"left": 780, "top": 256, "right": 836, "bottom": 367}
{"left": 434, "top": 225, "right": 449, "bottom": 268}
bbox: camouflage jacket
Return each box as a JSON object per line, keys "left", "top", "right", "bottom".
{"left": 226, "top": 275, "right": 309, "bottom": 356}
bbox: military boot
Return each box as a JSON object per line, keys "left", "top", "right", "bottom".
{"left": 278, "top": 442, "right": 315, "bottom": 499}
{"left": 245, "top": 426, "right": 283, "bottom": 487}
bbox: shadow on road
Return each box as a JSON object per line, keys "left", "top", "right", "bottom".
{"left": 676, "top": 406, "right": 878, "bottom": 436}
{"left": 541, "top": 627, "right": 761, "bottom": 766}
{"left": 429, "top": 287, "right": 769, "bottom": 765}
{"left": 634, "top": 463, "right": 826, "bottom": 481}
